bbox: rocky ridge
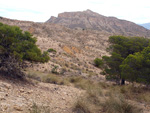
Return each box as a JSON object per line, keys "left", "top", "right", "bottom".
{"left": 47, "top": 9, "right": 150, "bottom": 37}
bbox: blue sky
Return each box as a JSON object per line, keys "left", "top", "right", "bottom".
{"left": 0, "top": 0, "right": 150, "bottom": 24}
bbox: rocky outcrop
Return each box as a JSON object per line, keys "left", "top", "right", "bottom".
{"left": 46, "top": 9, "right": 150, "bottom": 37}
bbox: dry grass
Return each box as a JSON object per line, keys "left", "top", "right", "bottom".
{"left": 72, "top": 81, "right": 144, "bottom": 113}
{"left": 69, "top": 76, "right": 94, "bottom": 90}
{"left": 27, "top": 70, "right": 149, "bottom": 113}
{"left": 27, "top": 70, "right": 103, "bottom": 92}
{"left": 27, "top": 71, "right": 46, "bottom": 82}
{"left": 102, "top": 94, "right": 142, "bottom": 113}
{"left": 42, "top": 74, "right": 69, "bottom": 85}
{"left": 98, "top": 83, "right": 150, "bottom": 104}
{"left": 30, "top": 103, "right": 50, "bottom": 113}
{"left": 119, "top": 85, "right": 150, "bottom": 103}
{"left": 26, "top": 70, "right": 69, "bottom": 85}
{"left": 73, "top": 91, "right": 102, "bottom": 113}
{"left": 73, "top": 98, "right": 93, "bottom": 113}
{"left": 73, "top": 91, "right": 142, "bottom": 113}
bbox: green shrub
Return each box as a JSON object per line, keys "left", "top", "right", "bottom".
{"left": 51, "top": 65, "right": 59, "bottom": 74}
{"left": 0, "top": 23, "right": 50, "bottom": 77}
{"left": 94, "top": 58, "right": 103, "bottom": 68}
{"left": 99, "top": 36, "right": 150, "bottom": 85}
{"left": 47, "top": 48, "right": 56, "bottom": 53}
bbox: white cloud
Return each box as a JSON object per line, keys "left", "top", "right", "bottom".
{"left": 0, "top": 0, "right": 150, "bottom": 23}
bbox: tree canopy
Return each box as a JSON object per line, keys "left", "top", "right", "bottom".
{"left": 0, "top": 23, "right": 50, "bottom": 77}
{"left": 120, "top": 47, "right": 150, "bottom": 85}
{"left": 95, "top": 36, "right": 150, "bottom": 85}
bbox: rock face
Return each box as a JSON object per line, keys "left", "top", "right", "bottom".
{"left": 46, "top": 9, "right": 150, "bottom": 37}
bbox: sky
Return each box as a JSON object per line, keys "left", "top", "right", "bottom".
{"left": 0, "top": 0, "right": 150, "bottom": 24}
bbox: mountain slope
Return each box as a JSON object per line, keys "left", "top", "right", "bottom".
{"left": 46, "top": 10, "right": 150, "bottom": 37}
{"left": 140, "top": 23, "right": 150, "bottom": 30}
{"left": 1, "top": 14, "right": 150, "bottom": 80}
{"left": 0, "top": 76, "right": 83, "bottom": 113}
{"left": 1, "top": 15, "right": 150, "bottom": 113}
{"left": 0, "top": 17, "right": 110, "bottom": 78}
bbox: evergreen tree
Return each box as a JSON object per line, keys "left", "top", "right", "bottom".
{"left": 0, "top": 23, "right": 50, "bottom": 77}
{"left": 98, "top": 36, "right": 150, "bottom": 85}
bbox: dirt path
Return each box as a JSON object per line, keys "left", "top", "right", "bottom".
{"left": 0, "top": 77, "right": 83, "bottom": 113}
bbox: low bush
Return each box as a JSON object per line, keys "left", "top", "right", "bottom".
{"left": 47, "top": 48, "right": 56, "bottom": 53}
{"left": 94, "top": 58, "right": 103, "bottom": 68}
{"left": 0, "top": 23, "right": 50, "bottom": 77}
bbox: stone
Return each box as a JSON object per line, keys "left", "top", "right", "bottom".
{"left": 0, "top": 96, "right": 6, "bottom": 101}
{"left": 20, "top": 88, "right": 25, "bottom": 93}
{"left": 13, "top": 105, "right": 23, "bottom": 111}
{"left": 26, "top": 90, "right": 33, "bottom": 94}
{"left": 2, "top": 83, "right": 11, "bottom": 89}
{"left": 62, "top": 97, "right": 65, "bottom": 100}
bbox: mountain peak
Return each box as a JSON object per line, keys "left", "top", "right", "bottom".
{"left": 85, "top": 9, "right": 93, "bottom": 13}
{"left": 83, "top": 9, "right": 100, "bottom": 16}
{"left": 46, "top": 10, "right": 150, "bottom": 37}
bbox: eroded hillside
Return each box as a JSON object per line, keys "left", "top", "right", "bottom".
{"left": 1, "top": 14, "right": 150, "bottom": 113}
{"left": 0, "top": 17, "right": 111, "bottom": 79}
{"left": 47, "top": 10, "right": 150, "bottom": 37}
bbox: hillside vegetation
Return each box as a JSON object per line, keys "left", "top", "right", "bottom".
{"left": 96, "top": 36, "right": 150, "bottom": 85}
{"left": 0, "top": 22, "right": 49, "bottom": 77}
{"left": 0, "top": 18, "right": 150, "bottom": 113}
